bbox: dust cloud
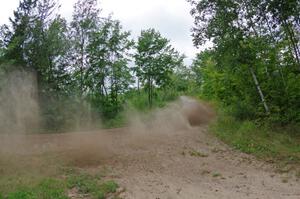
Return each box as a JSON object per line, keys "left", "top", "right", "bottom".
{"left": 0, "top": 70, "right": 39, "bottom": 134}
{"left": 0, "top": 70, "right": 214, "bottom": 170}
{"left": 61, "top": 96, "right": 215, "bottom": 167}
{"left": 128, "top": 96, "right": 214, "bottom": 135}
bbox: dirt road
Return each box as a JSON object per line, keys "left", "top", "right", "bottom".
{"left": 1, "top": 97, "right": 299, "bottom": 198}
{"left": 108, "top": 127, "right": 300, "bottom": 199}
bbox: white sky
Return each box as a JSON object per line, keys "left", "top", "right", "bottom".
{"left": 0, "top": 0, "right": 200, "bottom": 64}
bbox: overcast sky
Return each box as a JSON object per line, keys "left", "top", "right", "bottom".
{"left": 0, "top": 0, "right": 200, "bottom": 64}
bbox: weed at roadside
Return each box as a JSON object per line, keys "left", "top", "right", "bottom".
{"left": 210, "top": 111, "right": 300, "bottom": 165}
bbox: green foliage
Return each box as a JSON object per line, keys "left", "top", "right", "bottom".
{"left": 189, "top": 150, "right": 208, "bottom": 157}
{"left": 70, "top": 0, "right": 100, "bottom": 95}
{"left": 134, "top": 28, "right": 184, "bottom": 107}
{"left": 6, "top": 178, "right": 68, "bottom": 199}
{"left": 189, "top": 0, "right": 300, "bottom": 125}
{"left": 212, "top": 173, "right": 222, "bottom": 178}
{"left": 39, "top": 94, "right": 98, "bottom": 132}
{"left": 211, "top": 107, "right": 300, "bottom": 163}
{"left": 67, "top": 171, "right": 118, "bottom": 199}
{"left": 2, "top": 0, "right": 38, "bottom": 66}
{"left": 1, "top": 168, "right": 119, "bottom": 199}
{"left": 125, "top": 88, "right": 179, "bottom": 112}
{"left": 191, "top": 45, "right": 300, "bottom": 124}
{"left": 67, "top": 173, "right": 98, "bottom": 194}
{"left": 125, "top": 90, "right": 150, "bottom": 112}
{"left": 101, "top": 111, "right": 127, "bottom": 129}
{"left": 7, "top": 190, "right": 35, "bottom": 199}
{"left": 0, "top": 0, "right": 192, "bottom": 132}
{"left": 87, "top": 18, "right": 134, "bottom": 119}
{"left": 99, "top": 181, "right": 118, "bottom": 194}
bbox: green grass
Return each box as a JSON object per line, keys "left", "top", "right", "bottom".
{"left": 0, "top": 153, "right": 62, "bottom": 195}
{"left": 211, "top": 110, "right": 300, "bottom": 165}
{"left": 188, "top": 149, "right": 209, "bottom": 157}
{"left": 212, "top": 172, "right": 222, "bottom": 178}
{"left": 67, "top": 170, "right": 118, "bottom": 199}
{"left": 0, "top": 163, "right": 119, "bottom": 199}
{"left": 3, "top": 178, "right": 68, "bottom": 199}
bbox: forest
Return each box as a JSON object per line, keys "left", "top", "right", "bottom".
{"left": 189, "top": 0, "right": 300, "bottom": 125}
{"left": 0, "top": 0, "right": 299, "bottom": 152}
{"left": 0, "top": 0, "right": 188, "bottom": 131}
{"left": 0, "top": 0, "right": 300, "bottom": 198}
{"left": 1, "top": 0, "right": 299, "bottom": 133}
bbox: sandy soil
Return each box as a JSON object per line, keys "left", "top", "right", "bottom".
{"left": 107, "top": 127, "right": 300, "bottom": 199}
{"left": 1, "top": 97, "right": 299, "bottom": 198}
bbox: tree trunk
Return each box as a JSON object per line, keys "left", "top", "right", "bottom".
{"left": 282, "top": 20, "right": 300, "bottom": 69}
{"left": 148, "top": 77, "right": 152, "bottom": 108}
{"left": 150, "top": 79, "right": 153, "bottom": 108}
{"left": 80, "top": 29, "right": 85, "bottom": 97}
{"left": 137, "top": 78, "right": 140, "bottom": 93}
{"left": 250, "top": 67, "right": 270, "bottom": 114}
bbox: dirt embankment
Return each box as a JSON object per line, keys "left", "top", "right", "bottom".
{"left": 0, "top": 97, "right": 299, "bottom": 198}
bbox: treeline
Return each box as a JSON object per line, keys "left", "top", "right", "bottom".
{"left": 189, "top": 0, "right": 300, "bottom": 126}
{"left": 3, "top": 0, "right": 297, "bottom": 132}
{"left": 0, "top": 0, "right": 189, "bottom": 131}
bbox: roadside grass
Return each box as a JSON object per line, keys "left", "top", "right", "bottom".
{"left": 210, "top": 110, "right": 300, "bottom": 166}
{"left": 0, "top": 153, "right": 62, "bottom": 195}
{"left": 67, "top": 169, "right": 118, "bottom": 199}
{"left": 0, "top": 154, "right": 119, "bottom": 199}
{"left": 5, "top": 178, "right": 67, "bottom": 199}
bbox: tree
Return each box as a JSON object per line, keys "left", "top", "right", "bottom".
{"left": 87, "top": 19, "right": 134, "bottom": 118}
{"left": 25, "top": 0, "right": 67, "bottom": 92}
{"left": 42, "top": 16, "right": 70, "bottom": 92}
{"left": 0, "top": 0, "right": 75, "bottom": 130}
{"left": 3, "top": 0, "right": 38, "bottom": 67}
{"left": 1, "top": 0, "right": 68, "bottom": 90}
{"left": 134, "top": 29, "right": 184, "bottom": 107}
{"left": 0, "top": 25, "right": 9, "bottom": 63}
{"left": 189, "top": 0, "right": 300, "bottom": 123}
{"left": 70, "top": 0, "right": 100, "bottom": 96}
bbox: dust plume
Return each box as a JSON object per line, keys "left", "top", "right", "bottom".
{"left": 128, "top": 96, "right": 214, "bottom": 135}
{"left": 0, "top": 70, "right": 39, "bottom": 134}
{"left": 0, "top": 94, "right": 214, "bottom": 170}
{"left": 0, "top": 70, "right": 103, "bottom": 170}
{"left": 56, "top": 96, "right": 214, "bottom": 167}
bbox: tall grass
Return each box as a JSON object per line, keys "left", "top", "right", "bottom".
{"left": 211, "top": 107, "right": 300, "bottom": 164}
